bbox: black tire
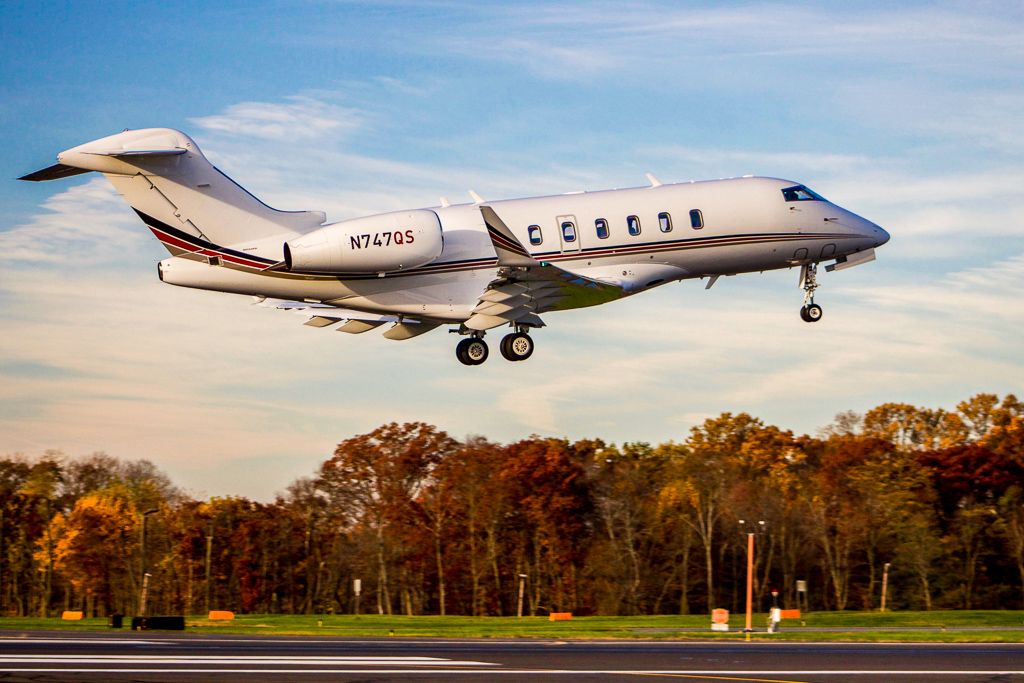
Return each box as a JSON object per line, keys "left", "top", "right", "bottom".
{"left": 500, "top": 333, "right": 534, "bottom": 361}
{"left": 456, "top": 338, "right": 474, "bottom": 365}
{"left": 805, "top": 303, "right": 823, "bottom": 322}
{"left": 799, "top": 305, "right": 810, "bottom": 322}
{"left": 457, "top": 338, "right": 489, "bottom": 365}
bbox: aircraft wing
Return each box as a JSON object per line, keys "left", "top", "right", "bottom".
{"left": 469, "top": 206, "right": 626, "bottom": 330}
{"left": 255, "top": 298, "right": 441, "bottom": 340}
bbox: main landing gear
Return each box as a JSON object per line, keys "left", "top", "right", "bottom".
{"left": 799, "top": 263, "right": 823, "bottom": 323}
{"left": 455, "top": 327, "right": 535, "bottom": 365}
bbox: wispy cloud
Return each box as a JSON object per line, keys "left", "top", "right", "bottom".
{"left": 0, "top": 179, "right": 140, "bottom": 265}
{"left": 190, "top": 95, "right": 364, "bottom": 142}
{"left": 433, "top": 4, "right": 1024, "bottom": 79}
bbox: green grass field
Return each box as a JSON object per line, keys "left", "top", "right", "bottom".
{"left": 1, "top": 611, "right": 1022, "bottom": 641}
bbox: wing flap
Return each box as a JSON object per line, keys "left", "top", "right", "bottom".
{"left": 256, "top": 298, "right": 441, "bottom": 340}
{"left": 383, "top": 322, "right": 441, "bottom": 340}
{"left": 338, "top": 319, "right": 384, "bottom": 334}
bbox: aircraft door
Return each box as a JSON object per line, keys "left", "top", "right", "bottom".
{"left": 557, "top": 214, "right": 581, "bottom": 253}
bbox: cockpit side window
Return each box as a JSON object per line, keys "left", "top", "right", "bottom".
{"left": 781, "top": 185, "right": 826, "bottom": 202}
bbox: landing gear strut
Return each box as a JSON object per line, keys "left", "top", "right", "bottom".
{"left": 799, "top": 263, "right": 823, "bottom": 323}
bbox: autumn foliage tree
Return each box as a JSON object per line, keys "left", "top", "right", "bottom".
{"left": 1, "top": 392, "right": 1022, "bottom": 617}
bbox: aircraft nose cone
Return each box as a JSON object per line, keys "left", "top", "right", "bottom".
{"left": 873, "top": 224, "right": 890, "bottom": 247}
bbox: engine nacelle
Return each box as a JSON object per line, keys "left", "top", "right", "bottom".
{"left": 283, "top": 209, "right": 443, "bottom": 274}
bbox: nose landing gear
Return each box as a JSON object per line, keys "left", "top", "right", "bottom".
{"left": 799, "top": 263, "right": 823, "bottom": 323}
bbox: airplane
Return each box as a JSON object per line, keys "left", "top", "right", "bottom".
{"left": 20, "top": 127, "right": 889, "bottom": 365}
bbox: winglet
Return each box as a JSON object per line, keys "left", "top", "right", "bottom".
{"left": 479, "top": 205, "right": 538, "bottom": 267}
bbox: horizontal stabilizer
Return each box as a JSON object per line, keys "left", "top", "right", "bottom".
{"left": 18, "top": 163, "right": 91, "bottom": 182}
{"left": 85, "top": 148, "right": 186, "bottom": 157}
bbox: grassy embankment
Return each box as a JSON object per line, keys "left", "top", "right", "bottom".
{"left": 1, "top": 611, "right": 1022, "bottom": 642}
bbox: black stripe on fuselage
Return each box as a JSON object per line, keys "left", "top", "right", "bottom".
{"left": 532, "top": 231, "right": 853, "bottom": 261}
{"left": 133, "top": 209, "right": 278, "bottom": 265}
{"left": 276, "top": 230, "right": 850, "bottom": 281}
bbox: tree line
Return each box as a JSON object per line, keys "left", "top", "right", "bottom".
{"left": 2, "top": 393, "right": 1022, "bottom": 618}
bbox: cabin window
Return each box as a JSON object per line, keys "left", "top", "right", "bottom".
{"left": 561, "top": 220, "right": 577, "bottom": 243}
{"left": 627, "top": 215, "right": 641, "bottom": 236}
{"left": 658, "top": 212, "right": 672, "bottom": 233}
{"left": 781, "top": 185, "right": 826, "bottom": 202}
{"left": 528, "top": 224, "right": 543, "bottom": 245}
{"left": 595, "top": 218, "right": 609, "bottom": 239}
{"left": 689, "top": 209, "right": 704, "bottom": 229}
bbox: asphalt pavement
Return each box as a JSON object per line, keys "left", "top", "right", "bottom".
{"left": 1, "top": 630, "right": 1022, "bottom": 682}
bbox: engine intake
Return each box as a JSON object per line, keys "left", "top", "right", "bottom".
{"left": 283, "top": 210, "right": 443, "bottom": 274}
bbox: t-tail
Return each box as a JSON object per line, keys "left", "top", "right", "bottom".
{"left": 19, "top": 128, "right": 325, "bottom": 263}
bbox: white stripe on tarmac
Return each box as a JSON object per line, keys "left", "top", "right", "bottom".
{"left": 0, "top": 669, "right": 1023, "bottom": 676}
{"left": 0, "top": 655, "right": 497, "bottom": 666}
{"left": 0, "top": 638, "right": 169, "bottom": 645}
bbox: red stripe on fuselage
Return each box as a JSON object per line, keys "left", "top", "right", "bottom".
{"left": 148, "top": 226, "right": 270, "bottom": 270}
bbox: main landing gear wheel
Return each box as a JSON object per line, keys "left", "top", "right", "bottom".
{"left": 800, "top": 303, "right": 823, "bottom": 323}
{"left": 456, "top": 338, "right": 489, "bottom": 366}
{"left": 499, "top": 332, "right": 534, "bottom": 362}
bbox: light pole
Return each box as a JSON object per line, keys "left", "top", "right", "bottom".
{"left": 517, "top": 574, "right": 527, "bottom": 618}
{"left": 880, "top": 562, "right": 892, "bottom": 612}
{"left": 139, "top": 508, "right": 158, "bottom": 615}
{"left": 738, "top": 519, "right": 765, "bottom": 641}
{"left": 140, "top": 573, "right": 152, "bottom": 617}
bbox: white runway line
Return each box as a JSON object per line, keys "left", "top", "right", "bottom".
{"left": 0, "top": 654, "right": 498, "bottom": 667}
{"left": 0, "top": 638, "right": 169, "bottom": 645}
{"left": 1, "top": 669, "right": 1023, "bottom": 676}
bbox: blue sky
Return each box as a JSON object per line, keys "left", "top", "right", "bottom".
{"left": 2, "top": 1, "right": 1022, "bottom": 500}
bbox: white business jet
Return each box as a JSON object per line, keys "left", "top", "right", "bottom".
{"left": 21, "top": 128, "right": 889, "bottom": 365}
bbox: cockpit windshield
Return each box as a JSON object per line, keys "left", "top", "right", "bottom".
{"left": 781, "top": 185, "right": 827, "bottom": 202}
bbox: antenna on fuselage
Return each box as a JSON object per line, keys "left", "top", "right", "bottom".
{"left": 468, "top": 190, "right": 484, "bottom": 204}
{"left": 645, "top": 173, "right": 662, "bottom": 188}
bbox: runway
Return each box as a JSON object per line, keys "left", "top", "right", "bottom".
{"left": 1, "top": 631, "right": 1023, "bottom": 682}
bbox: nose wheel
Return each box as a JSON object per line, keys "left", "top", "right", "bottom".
{"left": 800, "top": 303, "right": 823, "bottom": 322}
{"left": 799, "top": 263, "right": 823, "bottom": 323}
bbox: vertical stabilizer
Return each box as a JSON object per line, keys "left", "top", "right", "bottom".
{"left": 26, "top": 128, "right": 325, "bottom": 252}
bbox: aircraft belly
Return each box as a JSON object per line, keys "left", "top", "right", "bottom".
{"left": 161, "top": 257, "right": 494, "bottom": 320}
